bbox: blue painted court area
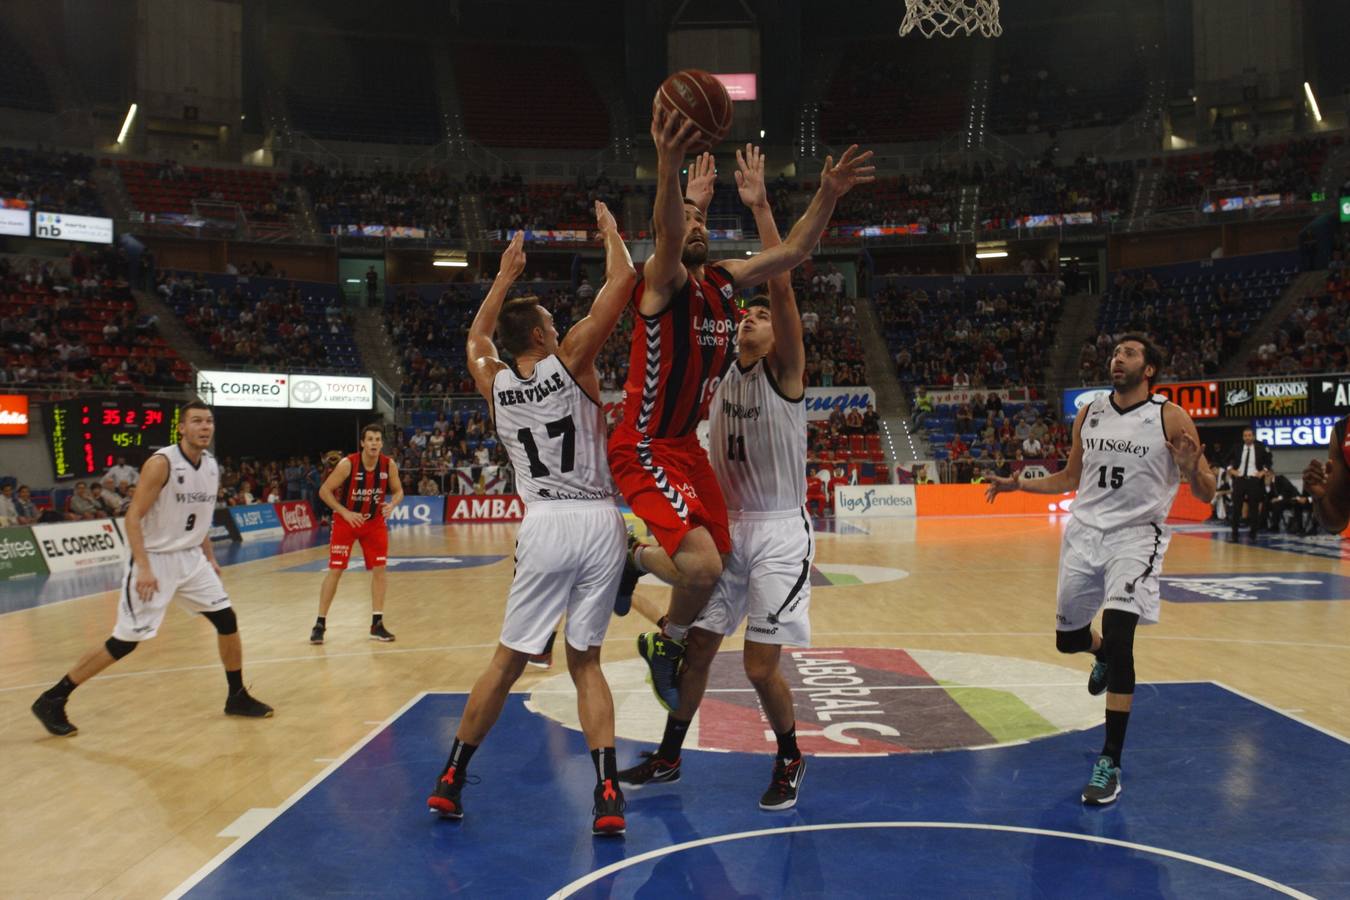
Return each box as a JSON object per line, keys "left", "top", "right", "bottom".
{"left": 1161, "top": 572, "right": 1350, "bottom": 603}
{"left": 181, "top": 683, "right": 1349, "bottom": 899}
{"left": 280, "top": 554, "right": 506, "bottom": 573}
{"left": 1177, "top": 525, "right": 1350, "bottom": 562}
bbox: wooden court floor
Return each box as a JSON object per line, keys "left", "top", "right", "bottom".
{"left": 1, "top": 516, "right": 1346, "bottom": 898}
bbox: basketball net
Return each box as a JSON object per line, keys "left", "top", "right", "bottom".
{"left": 900, "top": 0, "right": 1002, "bottom": 38}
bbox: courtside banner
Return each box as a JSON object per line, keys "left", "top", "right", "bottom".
{"left": 228, "top": 503, "right": 285, "bottom": 540}
{"left": 197, "top": 370, "right": 289, "bottom": 409}
{"left": 288, "top": 374, "right": 374, "bottom": 411}
{"left": 387, "top": 495, "right": 446, "bottom": 526}
{"left": 911, "top": 485, "right": 1212, "bottom": 521}
{"left": 446, "top": 495, "right": 526, "bottom": 522}
{"left": 0, "top": 393, "right": 30, "bottom": 435}
{"left": 274, "top": 500, "right": 318, "bottom": 532}
{"left": 34, "top": 519, "right": 127, "bottom": 572}
{"left": 834, "top": 484, "right": 916, "bottom": 518}
{"left": 804, "top": 387, "right": 876, "bottom": 422}
{"left": 1153, "top": 381, "right": 1221, "bottom": 419}
{"left": 0, "top": 526, "right": 48, "bottom": 580}
{"left": 925, "top": 387, "right": 1031, "bottom": 406}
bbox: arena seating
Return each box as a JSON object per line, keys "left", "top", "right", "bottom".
{"left": 158, "top": 271, "right": 362, "bottom": 372}
{"left": 919, "top": 397, "right": 1065, "bottom": 481}
{"left": 292, "top": 164, "right": 464, "bottom": 238}
{"left": 977, "top": 154, "right": 1136, "bottom": 231}
{"left": 0, "top": 146, "right": 105, "bottom": 216}
{"left": 282, "top": 36, "right": 441, "bottom": 145}
{"left": 117, "top": 160, "right": 292, "bottom": 221}
{"left": 820, "top": 39, "right": 970, "bottom": 145}
{"left": 453, "top": 45, "right": 609, "bottom": 149}
{"left": 1093, "top": 251, "right": 1299, "bottom": 380}
{"left": 1152, "top": 137, "right": 1337, "bottom": 210}
{"left": 0, "top": 31, "right": 55, "bottom": 113}
{"left": 482, "top": 175, "right": 622, "bottom": 234}
{"left": 1246, "top": 267, "right": 1350, "bottom": 375}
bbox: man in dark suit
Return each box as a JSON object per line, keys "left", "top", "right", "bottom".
{"left": 1225, "top": 428, "right": 1272, "bottom": 540}
{"left": 1264, "top": 472, "right": 1312, "bottom": 534}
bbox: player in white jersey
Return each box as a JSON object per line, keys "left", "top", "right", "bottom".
{"left": 428, "top": 204, "right": 636, "bottom": 836}
{"left": 986, "top": 333, "right": 1215, "bottom": 805}
{"left": 618, "top": 145, "right": 812, "bottom": 811}
{"left": 31, "top": 401, "right": 273, "bottom": 737}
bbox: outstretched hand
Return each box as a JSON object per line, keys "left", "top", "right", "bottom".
{"left": 595, "top": 200, "right": 618, "bottom": 235}
{"left": 734, "top": 143, "right": 768, "bottom": 209}
{"left": 684, "top": 152, "right": 716, "bottom": 211}
{"left": 819, "top": 145, "right": 876, "bottom": 199}
{"left": 498, "top": 230, "right": 526, "bottom": 282}
{"left": 984, "top": 474, "right": 1019, "bottom": 504}
{"left": 1165, "top": 430, "right": 1202, "bottom": 477}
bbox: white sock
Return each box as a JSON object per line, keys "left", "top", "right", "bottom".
{"left": 632, "top": 545, "right": 649, "bottom": 574}
{"left": 663, "top": 621, "right": 690, "bottom": 643}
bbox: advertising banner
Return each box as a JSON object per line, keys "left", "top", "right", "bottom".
{"left": 34, "top": 519, "right": 128, "bottom": 572}
{"left": 197, "top": 370, "right": 289, "bottom": 409}
{"left": 834, "top": 484, "right": 917, "bottom": 518}
{"left": 1223, "top": 378, "right": 1309, "bottom": 418}
{"left": 1312, "top": 376, "right": 1350, "bottom": 414}
{"left": 228, "top": 503, "right": 285, "bottom": 540}
{"left": 445, "top": 495, "right": 526, "bottom": 522}
{"left": 386, "top": 495, "right": 447, "bottom": 526}
{"left": 288, "top": 374, "right": 374, "bottom": 411}
{"left": 0, "top": 393, "right": 29, "bottom": 435}
{"left": 925, "top": 387, "right": 1030, "bottom": 407}
{"left": 1153, "top": 381, "right": 1221, "bottom": 419}
{"left": 34, "top": 210, "right": 113, "bottom": 244}
{"left": 804, "top": 386, "right": 876, "bottom": 422}
{"left": 1061, "top": 386, "right": 1112, "bottom": 419}
{"left": 0, "top": 526, "right": 48, "bottom": 580}
{"left": 1253, "top": 416, "right": 1341, "bottom": 449}
{"left": 894, "top": 460, "right": 939, "bottom": 484}
{"left": 0, "top": 201, "right": 29, "bottom": 237}
{"left": 274, "top": 500, "right": 318, "bottom": 533}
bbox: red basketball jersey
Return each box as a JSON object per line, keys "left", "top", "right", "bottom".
{"left": 621, "top": 264, "right": 738, "bottom": 439}
{"left": 340, "top": 452, "right": 391, "bottom": 519}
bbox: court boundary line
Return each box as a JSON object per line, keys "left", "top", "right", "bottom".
{"left": 544, "top": 821, "right": 1315, "bottom": 899}
{"left": 162, "top": 690, "right": 430, "bottom": 900}
{"left": 162, "top": 681, "right": 1343, "bottom": 898}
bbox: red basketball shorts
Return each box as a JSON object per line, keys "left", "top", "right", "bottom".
{"left": 329, "top": 515, "right": 389, "bottom": 570}
{"left": 609, "top": 425, "right": 731, "bottom": 557}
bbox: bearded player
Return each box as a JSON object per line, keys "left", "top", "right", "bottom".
{"left": 614, "top": 106, "right": 873, "bottom": 712}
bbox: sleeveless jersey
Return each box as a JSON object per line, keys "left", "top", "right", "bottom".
{"left": 710, "top": 358, "right": 807, "bottom": 512}
{"left": 142, "top": 445, "right": 218, "bottom": 553}
{"left": 340, "top": 453, "right": 391, "bottom": 519}
{"left": 621, "top": 264, "right": 738, "bottom": 439}
{"left": 493, "top": 355, "right": 615, "bottom": 504}
{"left": 1071, "top": 394, "right": 1179, "bottom": 530}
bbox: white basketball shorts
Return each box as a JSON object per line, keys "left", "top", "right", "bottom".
{"left": 697, "top": 508, "right": 815, "bottom": 647}
{"left": 112, "top": 548, "right": 231, "bottom": 642}
{"left": 499, "top": 500, "right": 626, "bottom": 656}
{"left": 1055, "top": 516, "right": 1171, "bottom": 631}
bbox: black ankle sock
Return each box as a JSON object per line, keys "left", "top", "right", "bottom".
{"left": 775, "top": 726, "right": 801, "bottom": 763}
{"left": 1092, "top": 641, "right": 1107, "bottom": 662}
{"left": 591, "top": 747, "right": 617, "bottom": 783}
{"left": 1102, "top": 709, "right": 1130, "bottom": 767}
{"left": 226, "top": 669, "right": 244, "bottom": 695}
{"left": 47, "top": 675, "right": 77, "bottom": 700}
{"left": 444, "top": 738, "right": 478, "bottom": 775}
{"left": 372, "top": 613, "right": 383, "bottom": 628}
{"left": 315, "top": 616, "right": 326, "bottom": 627}
{"left": 656, "top": 715, "right": 691, "bottom": 762}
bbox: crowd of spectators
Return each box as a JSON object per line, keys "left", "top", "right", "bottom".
{"left": 977, "top": 153, "right": 1135, "bottom": 230}
{"left": 1247, "top": 264, "right": 1350, "bottom": 375}
{"left": 389, "top": 409, "right": 510, "bottom": 495}
{"left": 0, "top": 145, "right": 105, "bottom": 216}
{"left": 1155, "top": 138, "right": 1330, "bottom": 210}
{"left": 914, "top": 396, "right": 1068, "bottom": 483}
{"left": 882, "top": 275, "right": 1063, "bottom": 400}
{"left": 217, "top": 455, "right": 325, "bottom": 507}
{"left": 482, "top": 173, "right": 624, "bottom": 235}
{"left": 292, "top": 162, "right": 464, "bottom": 238}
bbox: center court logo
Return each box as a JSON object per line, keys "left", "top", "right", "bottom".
{"left": 529, "top": 649, "right": 1103, "bottom": 756}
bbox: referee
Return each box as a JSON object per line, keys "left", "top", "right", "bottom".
{"left": 1225, "top": 427, "right": 1271, "bottom": 541}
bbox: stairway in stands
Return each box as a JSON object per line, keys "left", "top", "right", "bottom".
{"left": 1217, "top": 269, "right": 1329, "bottom": 378}
{"left": 1044, "top": 292, "right": 1106, "bottom": 390}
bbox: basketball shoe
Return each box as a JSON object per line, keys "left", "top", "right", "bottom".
{"left": 1081, "top": 756, "right": 1122, "bottom": 805}
{"left": 614, "top": 532, "right": 645, "bottom": 617}
{"left": 759, "top": 756, "right": 807, "bottom": 811}
{"left": 309, "top": 623, "right": 325, "bottom": 645}
{"left": 616, "top": 751, "right": 681, "bottom": 788}
{"left": 591, "top": 779, "right": 627, "bottom": 835}
{"left": 428, "top": 766, "right": 466, "bottom": 819}
{"left": 31, "top": 693, "right": 77, "bottom": 737}
{"left": 370, "top": 622, "right": 396, "bottom": 642}
{"left": 637, "top": 632, "right": 684, "bottom": 711}
{"left": 224, "top": 690, "right": 274, "bottom": 718}
{"left": 1087, "top": 658, "right": 1109, "bottom": 696}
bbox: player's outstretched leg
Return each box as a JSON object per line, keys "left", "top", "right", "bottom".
{"left": 744, "top": 641, "right": 806, "bottom": 810}
{"left": 620, "top": 629, "right": 721, "bottom": 788}
{"left": 1082, "top": 610, "right": 1138, "bottom": 805}
{"left": 31, "top": 637, "right": 135, "bottom": 736}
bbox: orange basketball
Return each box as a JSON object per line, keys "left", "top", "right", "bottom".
{"left": 653, "top": 69, "right": 733, "bottom": 153}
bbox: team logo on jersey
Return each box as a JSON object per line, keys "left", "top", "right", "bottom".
{"left": 720, "top": 283, "right": 733, "bottom": 299}
{"left": 178, "top": 475, "right": 185, "bottom": 484}
{"left": 1089, "top": 418, "right": 1099, "bottom": 429}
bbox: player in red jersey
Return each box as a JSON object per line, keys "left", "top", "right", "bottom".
{"left": 613, "top": 104, "right": 873, "bottom": 711}
{"left": 1303, "top": 413, "right": 1350, "bottom": 533}
{"left": 310, "top": 422, "right": 405, "bottom": 644}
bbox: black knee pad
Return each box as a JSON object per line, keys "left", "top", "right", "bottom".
{"left": 105, "top": 637, "right": 138, "bottom": 660}
{"left": 1101, "top": 609, "right": 1139, "bottom": 694}
{"left": 1055, "top": 625, "right": 1093, "bottom": 654}
{"left": 202, "top": 606, "right": 238, "bottom": 635}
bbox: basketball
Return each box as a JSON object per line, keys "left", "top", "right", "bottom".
{"left": 653, "top": 69, "right": 733, "bottom": 153}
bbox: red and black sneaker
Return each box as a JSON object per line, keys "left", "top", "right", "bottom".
{"left": 428, "top": 766, "right": 466, "bottom": 819}
{"left": 592, "top": 778, "right": 626, "bottom": 835}
{"left": 616, "top": 751, "right": 681, "bottom": 789}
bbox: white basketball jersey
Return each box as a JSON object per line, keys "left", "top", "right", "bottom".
{"left": 710, "top": 358, "right": 807, "bottom": 512}
{"left": 142, "top": 445, "right": 219, "bottom": 552}
{"left": 492, "top": 355, "right": 615, "bottom": 505}
{"left": 1071, "top": 394, "right": 1179, "bottom": 531}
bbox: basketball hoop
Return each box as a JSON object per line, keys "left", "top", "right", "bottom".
{"left": 900, "top": 0, "right": 1002, "bottom": 38}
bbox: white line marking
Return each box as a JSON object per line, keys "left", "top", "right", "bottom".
{"left": 813, "top": 631, "right": 1350, "bottom": 650}
{"left": 164, "top": 691, "right": 429, "bottom": 900}
{"left": 1210, "top": 680, "right": 1350, "bottom": 747}
{"left": 546, "top": 821, "right": 1315, "bottom": 899}
{"left": 216, "top": 808, "right": 275, "bottom": 839}
{"left": 313, "top": 758, "right": 334, "bottom": 763}
{"left": 529, "top": 682, "right": 1084, "bottom": 696}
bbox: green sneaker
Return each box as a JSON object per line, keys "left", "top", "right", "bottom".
{"left": 637, "top": 631, "right": 684, "bottom": 712}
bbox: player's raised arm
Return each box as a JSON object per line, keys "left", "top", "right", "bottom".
{"left": 123, "top": 454, "right": 169, "bottom": 600}
{"left": 1304, "top": 422, "right": 1350, "bottom": 532}
{"left": 987, "top": 405, "right": 1088, "bottom": 503}
{"left": 560, "top": 201, "right": 637, "bottom": 373}
{"left": 642, "top": 106, "right": 703, "bottom": 305}
{"left": 719, "top": 145, "right": 875, "bottom": 291}
{"left": 735, "top": 144, "right": 804, "bottom": 389}
{"left": 684, "top": 152, "right": 716, "bottom": 216}
{"left": 466, "top": 232, "right": 526, "bottom": 401}
{"left": 1163, "top": 402, "right": 1216, "bottom": 503}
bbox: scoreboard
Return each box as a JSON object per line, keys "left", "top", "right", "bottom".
{"left": 44, "top": 399, "right": 179, "bottom": 480}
